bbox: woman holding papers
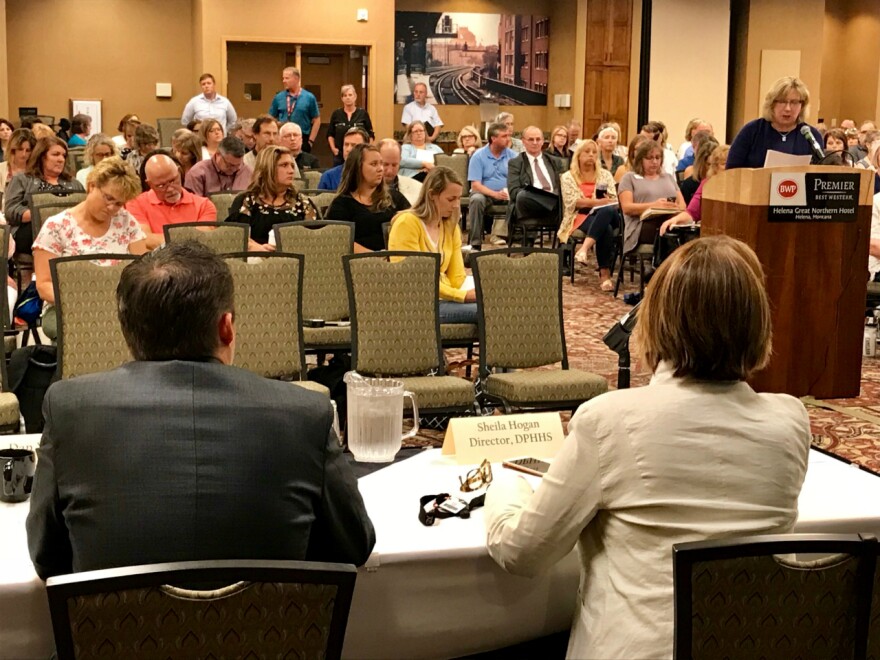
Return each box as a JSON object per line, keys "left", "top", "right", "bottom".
{"left": 660, "top": 143, "right": 730, "bottom": 235}
{"left": 388, "top": 166, "right": 476, "bottom": 324}
{"left": 727, "top": 76, "right": 823, "bottom": 169}
{"left": 399, "top": 121, "right": 444, "bottom": 180}
{"left": 558, "top": 139, "right": 618, "bottom": 291}
{"left": 484, "top": 235, "right": 811, "bottom": 659}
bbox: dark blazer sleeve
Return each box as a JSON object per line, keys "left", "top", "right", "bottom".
{"left": 507, "top": 154, "right": 531, "bottom": 204}
{"left": 307, "top": 412, "right": 376, "bottom": 566}
{"left": 4, "top": 174, "right": 33, "bottom": 226}
{"left": 26, "top": 389, "right": 74, "bottom": 580}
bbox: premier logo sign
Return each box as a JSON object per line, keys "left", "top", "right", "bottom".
{"left": 769, "top": 172, "right": 859, "bottom": 222}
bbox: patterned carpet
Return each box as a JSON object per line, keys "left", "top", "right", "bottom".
{"left": 422, "top": 249, "right": 880, "bottom": 476}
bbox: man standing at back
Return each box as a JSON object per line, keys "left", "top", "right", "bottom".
{"left": 181, "top": 73, "right": 238, "bottom": 134}
{"left": 269, "top": 67, "right": 321, "bottom": 153}
{"left": 27, "top": 242, "right": 376, "bottom": 579}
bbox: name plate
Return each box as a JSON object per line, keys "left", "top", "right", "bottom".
{"left": 441, "top": 412, "right": 564, "bottom": 464}
{"left": 768, "top": 171, "right": 859, "bottom": 222}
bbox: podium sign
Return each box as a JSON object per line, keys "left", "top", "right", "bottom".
{"left": 768, "top": 172, "right": 860, "bottom": 223}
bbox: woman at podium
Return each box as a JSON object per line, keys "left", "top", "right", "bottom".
{"left": 727, "top": 76, "right": 823, "bottom": 169}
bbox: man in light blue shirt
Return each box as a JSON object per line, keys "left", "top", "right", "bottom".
{"left": 181, "top": 73, "right": 238, "bottom": 134}
{"left": 467, "top": 122, "right": 516, "bottom": 247}
{"left": 269, "top": 67, "right": 321, "bottom": 153}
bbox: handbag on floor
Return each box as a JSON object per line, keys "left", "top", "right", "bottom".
{"left": 7, "top": 344, "right": 58, "bottom": 433}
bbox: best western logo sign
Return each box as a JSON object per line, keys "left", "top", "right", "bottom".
{"left": 768, "top": 172, "right": 859, "bottom": 222}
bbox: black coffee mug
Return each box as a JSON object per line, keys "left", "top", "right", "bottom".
{"left": 596, "top": 185, "right": 607, "bottom": 200}
{"left": 1, "top": 448, "right": 36, "bottom": 503}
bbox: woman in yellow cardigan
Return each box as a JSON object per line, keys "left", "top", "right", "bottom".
{"left": 388, "top": 166, "right": 477, "bottom": 324}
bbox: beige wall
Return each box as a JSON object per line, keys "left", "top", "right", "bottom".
{"left": 0, "top": 0, "right": 7, "bottom": 119}
{"left": 649, "top": 0, "right": 730, "bottom": 146}
{"left": 6, "top": 0, "right": 194, "bottom": 130}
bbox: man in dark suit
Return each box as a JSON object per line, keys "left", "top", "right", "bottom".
{"left": 27, "top": 242, "right": 375, "bottom": 580}
{"left": 506, "top": 125, "right": 566, "bottom": 245}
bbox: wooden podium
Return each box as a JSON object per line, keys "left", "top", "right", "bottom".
{"left": 701, "top": 166, "right": 874, "bottom": 398}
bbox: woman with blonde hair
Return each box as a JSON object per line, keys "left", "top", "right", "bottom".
{"left": 327, "top": 143, "right": 410, "bottom": 252}
{"left": 485, "top": 234, "right": 810, "bottom": 660}
{"left": 388, "top": 166, "right": 475, "bottom": 323}
{"left": 33, "top": 156, "right": 146, "bottom": 338}
{"left": 227, "top": 145, "right": 316, "bottom": 250}
{"left": 75, "top": 134, "right": 118, "bottom": 186}
{"left": 0, "top": 128, "right": 35, "bottom": 195}
{"left": 558, "top": 140, "right": 618, "bottom": 290}
{"left": 727, "top": 76, "right": 822, "bottom": 169}
{"left": 453, "top": 125, "right": 482, "bottom": 156}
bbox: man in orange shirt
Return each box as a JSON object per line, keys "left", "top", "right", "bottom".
{"left": 126, "top": 154, "right": 217, "bottom": 249}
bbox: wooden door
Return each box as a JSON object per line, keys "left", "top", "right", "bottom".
{"left": 606, "top": 0, "right": 633, "bottom": 66}
{"left": 584, "top": 67, "right": 606, "bottom": 136}
{"left": 603, "top": 66, "right": 630, "bottom": 138}
{"left": 586, "top": 0, "right": 611, "bottom": 66}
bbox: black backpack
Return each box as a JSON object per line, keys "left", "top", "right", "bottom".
{"left": 7, "top": 345, "right": 58, "bottom": 433}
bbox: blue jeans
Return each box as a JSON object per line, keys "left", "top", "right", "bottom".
{"left": 439, "top": 301, "right": 479, "bottom": 324}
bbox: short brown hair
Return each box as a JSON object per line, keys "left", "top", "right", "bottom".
{"left": 631, "top": 139, "right": 664, "bottom": 175}
{"left": 635, "top": 235, "right": 772, "bottom": 381}
{"left": 199, "top": 73, "right": 215, "bottom": 83}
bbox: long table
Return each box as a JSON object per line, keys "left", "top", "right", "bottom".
{"left": 2, "top": 438, "right": 879, "bottom": 659}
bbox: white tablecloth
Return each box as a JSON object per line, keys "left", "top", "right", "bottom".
{"left": 2, "top": 437, "right": 879, "bottom": 659}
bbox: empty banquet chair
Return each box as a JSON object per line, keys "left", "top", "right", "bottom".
{"left": 471, "top": 248, "right": 608, "bottom": 413}
{"left": 208, "top": 190, "right": 238, "bottom": 222}
{"left": 223, "top": 252, "right": 328, "bottom": 395}
{"left": 673, "top": 533, "right": 878, "bottom": 660}
{"left": 47, "top": 559, "right": 357, "bottom": 660}
{"left": 275, "top": 220, "right": 353, "bottom": 356}
{"left": 164, "top": 222, "right": 248, "bottom": 254}
{"left": 50, "top": 254, "right": 138, "bottom": 379}
{"left": 302, "top": 169, "right": 323, "bottom": 189}
{"left": 343, "top": 251, "right": 476, "bottom": 417}
{"left": 155, "top": 117, "right": 182, "bottom": 148}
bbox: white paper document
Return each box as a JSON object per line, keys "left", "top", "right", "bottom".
{"left": 763, "top": 150, "right": 812, "bottom": 167}
{"left": 414, "top": 149, "right": 436, "bottom": 163}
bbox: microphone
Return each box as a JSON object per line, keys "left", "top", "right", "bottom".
{"left": 800, "top": 125, "right": 825, "bottom": 162}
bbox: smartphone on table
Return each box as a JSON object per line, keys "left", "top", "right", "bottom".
{"left": 502, "top": 457, "right": 552, "bottom": 478}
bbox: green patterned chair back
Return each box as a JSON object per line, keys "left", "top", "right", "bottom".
{"left": 164, "top": 222, "right": 249, "bottom": 254}
{"left": 275, "top": 221, "right": 353, "bottom": 321}
{"left": 224, "top": 253, "right": 306, "bottom": 380}
{"left": 309, "top": 192, "right": 338, "bottom": 220}
{"left": 47, "top": 560, "right": 357, "bottom": 660}
{"left": 65, "top": 147, "right": 86, "bottom": 175}
{"left": 51, "top": 255, "right": 137, "bottom": 379}
{"left": 28, "top": 191, "right": 86, "bottom": 209}
{"left": 435, "top": 154, "right": 468, "bottom": 187}
{"left": 343, "top": 251, "right": 443, "bottom": 376}
{"left": 209, "top": 191, "right": 239, "bottom": 222}
{"left": 156, "top": 117, "right": 182, "bottom": 148}
{"left": 472, "top": 248, "right": 567, "bottom": 372}
{"left": 303, "top": 170, "right": 322, "bottom": 189}
{"left": 32, "top": 204, "right": 80, "bottom": 241}
{"left": 673, "top": 534, "right": 877, "bottom": 660}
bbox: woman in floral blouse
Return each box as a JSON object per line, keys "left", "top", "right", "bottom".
{"left": 226, "top": 145, "right": 316, "bottom": 251}
{"left": 33, "top": 156, "right": 146, "bottom": 339}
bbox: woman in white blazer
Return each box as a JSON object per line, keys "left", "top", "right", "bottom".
{"left": 484, "top": 235, "right": 811, "bottom": 660}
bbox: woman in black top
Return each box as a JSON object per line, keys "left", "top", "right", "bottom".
{"left": 326, "top": 144, "right": 410, "bottom": 252}
{"left": 227, "top": 145, "right": 316, "bottom": 250}
{"left": 678, "top": 137, "right": 718, "bottom": 206}
{"left": 327, "top": 84, "right": 374, "bottom": 166}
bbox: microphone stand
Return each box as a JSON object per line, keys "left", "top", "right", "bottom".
{"left": 602, "top": 302, "right": 640, "bottom": 389}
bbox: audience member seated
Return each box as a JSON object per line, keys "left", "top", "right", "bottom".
{"left": 181, "top": 72, "right": 237, "bottom": 133}
{"left": 400, "top": 121, "right": 443, "bottom": 180}
{"left": 27, "top": 240, "right": 375, "bottom": 579}
{"left": 641, "top": 120, "right": 678, "bottom": 175}
{"left": 243, "top": 115, "right": 285, "bottom": 174}
{"left": 4, "top": 136, "right": 86, "bottom": 256}
{"left": 615, "top": 134, "right": 648, "bottom": 184}
{"left": 546, "top": 125, "right": 570, "bottom": 163}
{"left": 0, "top": 128, "right": 35, "bottom": 195}
{"left": 67, "top": 113, "right": 91, "bottom": 147}
{"left": 198, "top": 118, "right": 224, "bottom": 160}
{"left": 661, "top": 144, "right": 730, "bottom": 235}
{"left": 127, "top": 153, "right": 216, "bottom": 250}
{"left": 679, "top": 136, "right": 719, "bottom": 205}
{"left": 484, "top": 234, "right": 811, "bottom": 660}
{"left": 679, "top": 129, "right": 713, "bottom": 181}
{"left": 231, "top": 118, "right": 256, "bottom": 151}
{"left": 76, "top": 134, "right": 118, "bottom": 187}
{"left": 495, "top": 112, "right": 524, "bottom": 154}
{"left": 453, "top": 125, "right": 482, "bottom": 157}
{"left": 676, "top": 117, "right": 702, "bottom": 160}
{"left": 727, "top": 76, "right": 822, "bottom": 169}
{"left": 559, "top": 139, "right": 618, "bottom": 291}
{"left": 596, "top": 124, "right": 624, "bottom": 175}
{"left": 55, "top": 119, "right": 71, "bottom": 144}
{"left": 507, "top": 125, "right": 564, "bottom": 245}
{"left": 618, "top": 139, "right": 684, "bottom": 255}
{"left": 326, "top": 143, "right": 409, "bottom": 252}
{"left": 327, "top": 84, "right": 374, "bottom": 166}
{"left": 467, "top": 122, "right": 517, "bottom": 249}
{"left": 824, "top": 128, "right": 846, "bottom": 154}
{"left": 379, "top": 138, "right": 421, "bottom": 206}
{"left": 856, "top": 130, "right": 880, "bottom": 171}
{"left": 33, "top": 157, "right": 146, "bottom": 339}
{"left": 31, "top": 122, "right": 56, "bottom": 141}
{"left": 566, "top": 119, "right": 582, "bottom": 147}
{"left": 675, "top": 120, "right": 713, "bottom": 172}
{"left": 279, "top": 122, "right": 319, "bottom": 171}
{"left": 185, "top": 136, "right": 252, "bottom": 196}
{"left": 126, "top": 124, "right": 159, "bottom": 175}
{"left": 845, "top": 127, "right": 860, "bottom": 151}
{"left": 227, "top": 145, "right": 316, "bottom": 250}
{"left": 852, "top": 120, "right": 877, "bottom": 162}
{"left": 388, "top": 167, "right": 476, "bottom": 323}
{"left": 112, "top": 113, "right": 139, "bottom": 149}
{"left": 0, "top": 117, "right": 13, "bottom": 162}
{"left": 400, "top": 82, "right": 443, "bottom": 143}
{"left": 318, "top": 127, "right": 368, "bottom": 191}
{"left": 171, "top": 128, "right": 203, "bottom": 182}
